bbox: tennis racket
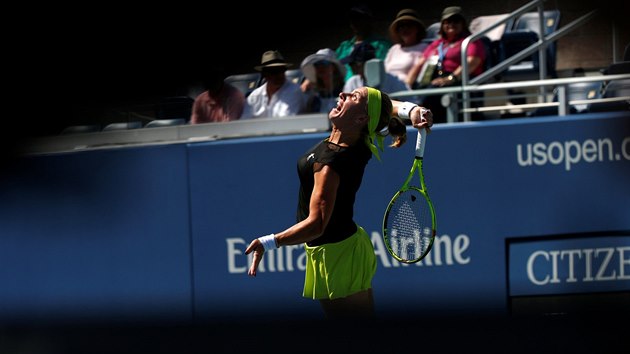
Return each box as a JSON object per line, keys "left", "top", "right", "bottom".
{"left": 382, "top": 127, "right": 436, "bottom": 263}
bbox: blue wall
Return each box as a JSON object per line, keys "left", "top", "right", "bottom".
{"left": 1, "top": 112, "right": 628, "bottom": 324}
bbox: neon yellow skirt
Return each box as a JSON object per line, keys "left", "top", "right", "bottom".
{"left": 303, "top": 225, "right": 377, "bottom": 300}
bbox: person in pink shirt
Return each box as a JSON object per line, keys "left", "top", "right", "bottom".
{"left": 190, "top": 67, "right": 245, "bottom": 124}
{"left": 406, "top": 6, "right": 486, "bottom": 122}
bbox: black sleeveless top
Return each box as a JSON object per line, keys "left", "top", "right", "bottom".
{"left": 296, "top": 138, "right": 372, "bottom": 246}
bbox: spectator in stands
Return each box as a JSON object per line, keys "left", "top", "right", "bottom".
{"left": 190, "top": 67, "right": 245, "bottom": 124}
{"left": 298, "top": 5, "right": 391, "bottom": 92}
{"left": 406, "top": 6, "right": 486, "bottom": 122}
{"left": 300, "top": 48, "right": 346, "bottom": 113}
{"left": 242, "top": 50, "right": 306, "bottom": 119}
{"left": 384, "top": 8, "right": 428, "bottom": 90}
{"left": 335, "top": 4, "right": 391, "bottom": 81}
{"left": 342, "top": 42, "right": 408, "bottom": 95}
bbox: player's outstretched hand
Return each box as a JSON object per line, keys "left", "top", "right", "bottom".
{"left": 245, "top": 239, "right": 264, "bottom": 277}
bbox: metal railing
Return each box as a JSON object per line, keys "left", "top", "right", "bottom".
{"left": 390, "top": 73, "right": 630, "bottom": 122}
{"left": 26, "top": 72, "right": 629, "bottom": 155}
{"left": 457, "top": 0, "right": 598, "bottom": 121}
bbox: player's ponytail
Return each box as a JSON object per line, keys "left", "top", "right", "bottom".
{"left": 373, "top": 91, "right": 407, "bottom": 149}
{"left": 387, "top": 116, "right": 407, "bottom": 148}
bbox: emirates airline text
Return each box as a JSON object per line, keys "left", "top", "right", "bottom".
{"left": 226, "top": 232, "right": 471, "bottom": 274}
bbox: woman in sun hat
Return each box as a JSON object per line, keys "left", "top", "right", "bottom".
{"left": 300, "top": 48, "right": 347, "bottom": 113}
{"left": 384, "top": 8, "right": 428, "bottom": 89}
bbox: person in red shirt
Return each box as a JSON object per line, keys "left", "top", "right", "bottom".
{"left": 190, "top": 67, "right": 245, "bottom": 124}
{"left": 406, "top": 6, "right": 486, "bottom": 122}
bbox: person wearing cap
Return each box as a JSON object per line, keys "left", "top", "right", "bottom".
{"left": 245, "top": 86, "right": 433, "bottom": 320}
{"left": 242, "top": 50, "right": 306, "bottom": 119}
{"left": 384, "top": 8, "right": 428, "bottom": 89}
{"left": 406, "top": 6, "right": 486, "bottom": 122}
{"left": 300, "top": 48, "right": 346, "bottom": 113}
{"left": 341, "top": 42, "right": 408, "bottom": 95}
{"left": 335, "top": 4, "right": 392, "bottom": 81}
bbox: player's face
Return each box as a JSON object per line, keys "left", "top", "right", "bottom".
{"left": 329, "top": 88, "right": 369, "bottom": 129}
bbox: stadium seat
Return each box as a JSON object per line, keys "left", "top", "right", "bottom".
{"left": 499, "top": 10, "right": 561, "bottom": 81}
{"left": 470, "top": 14, "right": 510, "bottom": 42}
{"left": 364, "top": 59, "right": 385, "bottom": 88}
{"left": 224, "top": 73, "right": 262, "bottom": 97}
{"left": 156, "top": 96, "right": 194, "bottom": 121}
{"left": 583, "top": 61, "right": 630, "bottom": 112}
{"left": 285, "top": 69, "right": 304, "bottom": 85}
{"left": 587, "top": 78, "right": 630, "bottom": 113}
{"left": 527, "top": 81, "right": 603, "bottom": 116}
{"left": 144, "top": 118, "right": 186, "bottom": 128}
{"left": 566, "top": 81, "right": 605, "bottom": 113}
{"left": 602, "top": 61, "right": 630, "bottom": 75}
{"left": 60, "top": 125, "right": 101, "bottom": 135}
{"left": 469, "top": 14, "right": 510, "bottom": 78}
{"left": 422, "top": 22, "right": 441, "bottom": 44}
{"left": 512, "top": 10, "right": 561, "bottom": 35}
{"left": 478, "top": 35, "right": 499, "bottom": 74}
{"left": 498, "top": 30, "right": 541, "bottom": 78}
{"left": 102, "top": 121, "right": 143, "bottom": 131}
{"left": 602, "top": 77, "right": 630, "bottom": 97}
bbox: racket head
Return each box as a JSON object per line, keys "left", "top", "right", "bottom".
{"left": 382, "top": 186, "right": 436, "bottom": 263}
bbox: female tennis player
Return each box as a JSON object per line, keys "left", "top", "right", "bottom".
{"left": 245, "top": 87, "right": 432, "bottom": 319}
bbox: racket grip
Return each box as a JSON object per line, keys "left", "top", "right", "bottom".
{"left": 415, "top": 128, "right": 427, "bottom": 158}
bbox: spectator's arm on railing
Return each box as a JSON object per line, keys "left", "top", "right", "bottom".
{"left": 405, "top": 56, "right": 427, "bottom": 88}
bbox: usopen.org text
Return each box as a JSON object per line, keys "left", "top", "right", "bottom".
{"left": 516, "top": 136, "right": 630, "bottom": 171}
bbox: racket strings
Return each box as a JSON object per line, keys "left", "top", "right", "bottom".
{"left": 386, "top": 190, "right": 433, "bottom": 261}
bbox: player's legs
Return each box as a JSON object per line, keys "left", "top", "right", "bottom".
{"left": 319, "top": 288, "right": 374, "bottom": 319}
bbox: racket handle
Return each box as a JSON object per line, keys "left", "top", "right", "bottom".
{"left": 415, "top": 128, "right": 427, "bottom": 158}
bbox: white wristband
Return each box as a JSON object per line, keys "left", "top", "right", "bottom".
{"left": 397, "top": 101, "right": 419, "bottom": 120}
{"left": 258, "top": 234, "right": 277, "bottom": 251}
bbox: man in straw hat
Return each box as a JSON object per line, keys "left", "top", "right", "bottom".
{"left": 242, "top": 50, "right": 306, "bottom": 119}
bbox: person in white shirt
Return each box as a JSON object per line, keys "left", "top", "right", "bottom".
{"left": 242, "top": 50, "right": 306, "bottom": 119}
{"left": 384, "top": 9, "right": 428, "bottom": 89}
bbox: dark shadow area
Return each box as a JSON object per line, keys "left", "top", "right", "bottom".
{"left": 2, "top": 313, "right": 627, "bottom": 354}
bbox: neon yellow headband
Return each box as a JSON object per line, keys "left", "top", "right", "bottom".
{"left": 366, "top": 87, "right": 385, "bottom": 161}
